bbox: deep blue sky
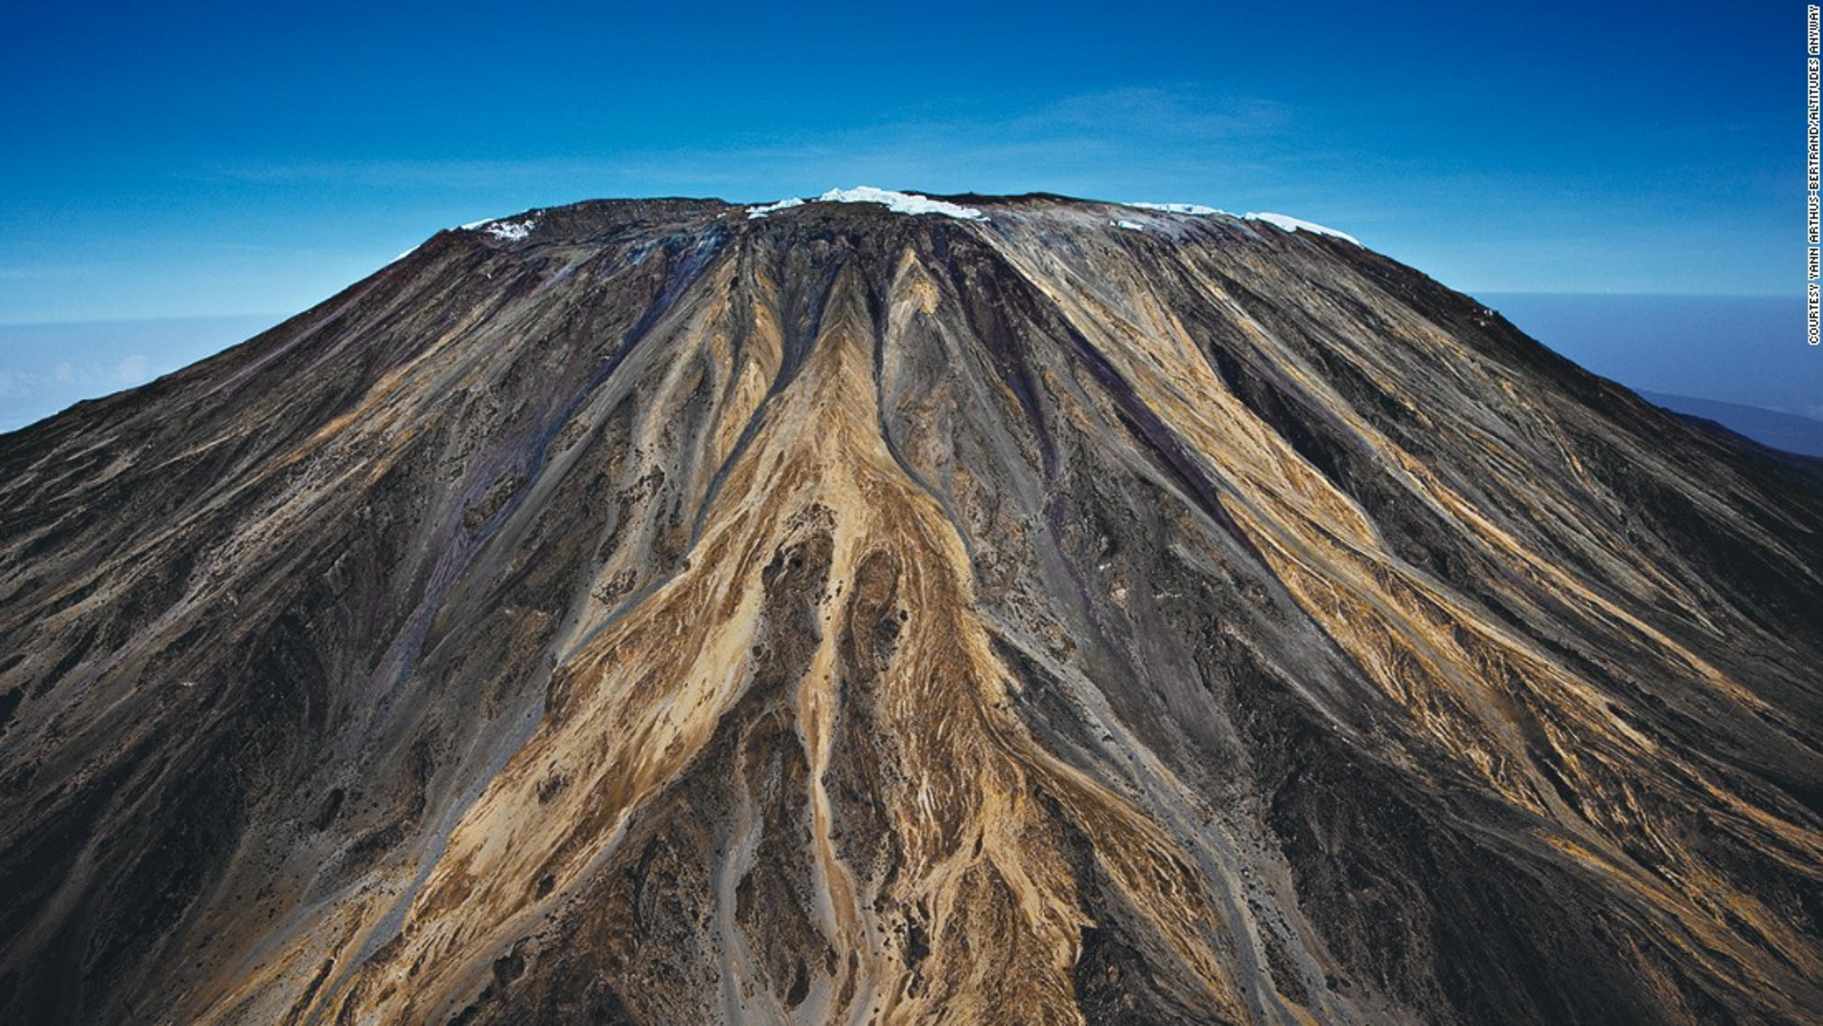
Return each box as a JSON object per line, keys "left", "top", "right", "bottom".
{"left": 0, "top": 1, "right": 1794, "bottom": 324}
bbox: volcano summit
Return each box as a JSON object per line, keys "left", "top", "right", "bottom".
{"left": 1, "top": 190, "right": 1819, "bottom": 1026}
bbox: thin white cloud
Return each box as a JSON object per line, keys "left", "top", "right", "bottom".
{"left": 205, "top": 85, "right": 1296, "bottom": 201}
{"left": 114, "top": 354, "right": 151, "bottom": 385}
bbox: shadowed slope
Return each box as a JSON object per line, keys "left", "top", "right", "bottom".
{"left": 0, "top": 194, "right": 1818, "bottom": 1026}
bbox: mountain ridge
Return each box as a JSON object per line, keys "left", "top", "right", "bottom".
{"left": 1, "top": 190, "right": 1819, "bottom": 1026}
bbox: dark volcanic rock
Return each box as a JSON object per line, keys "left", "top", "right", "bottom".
{"left": 0, "top": 192, "right": 1819, "bottom": 1026}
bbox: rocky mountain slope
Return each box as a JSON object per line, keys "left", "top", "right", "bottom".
{"left": 1, "top": 191, "right": 1819, "bottom": 1026}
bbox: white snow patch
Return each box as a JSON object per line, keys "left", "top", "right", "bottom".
{"left": 482, "top": 218, "right": 537, "bottom": 241}
{"left": 746, "top": 197, "right": 804, "bottom": 219}
{"left": 1112, "top": 219, "right": 1146, "bottom": 231}
{"left": 816, "top": 186, "right": 986, "bottom": 220}
{"left": 1243, "top": 211, "right": 1359, "bottom": 246}
{"left": 459, "top": 214, "right": 539, "bottom": 241}
{"left": 1128, "top": 202, "right": 1227, "bottom": 216}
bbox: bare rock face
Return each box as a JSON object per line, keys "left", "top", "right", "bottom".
{"left": 1, "top": 194, "right": 1820, "bottom": 1026}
